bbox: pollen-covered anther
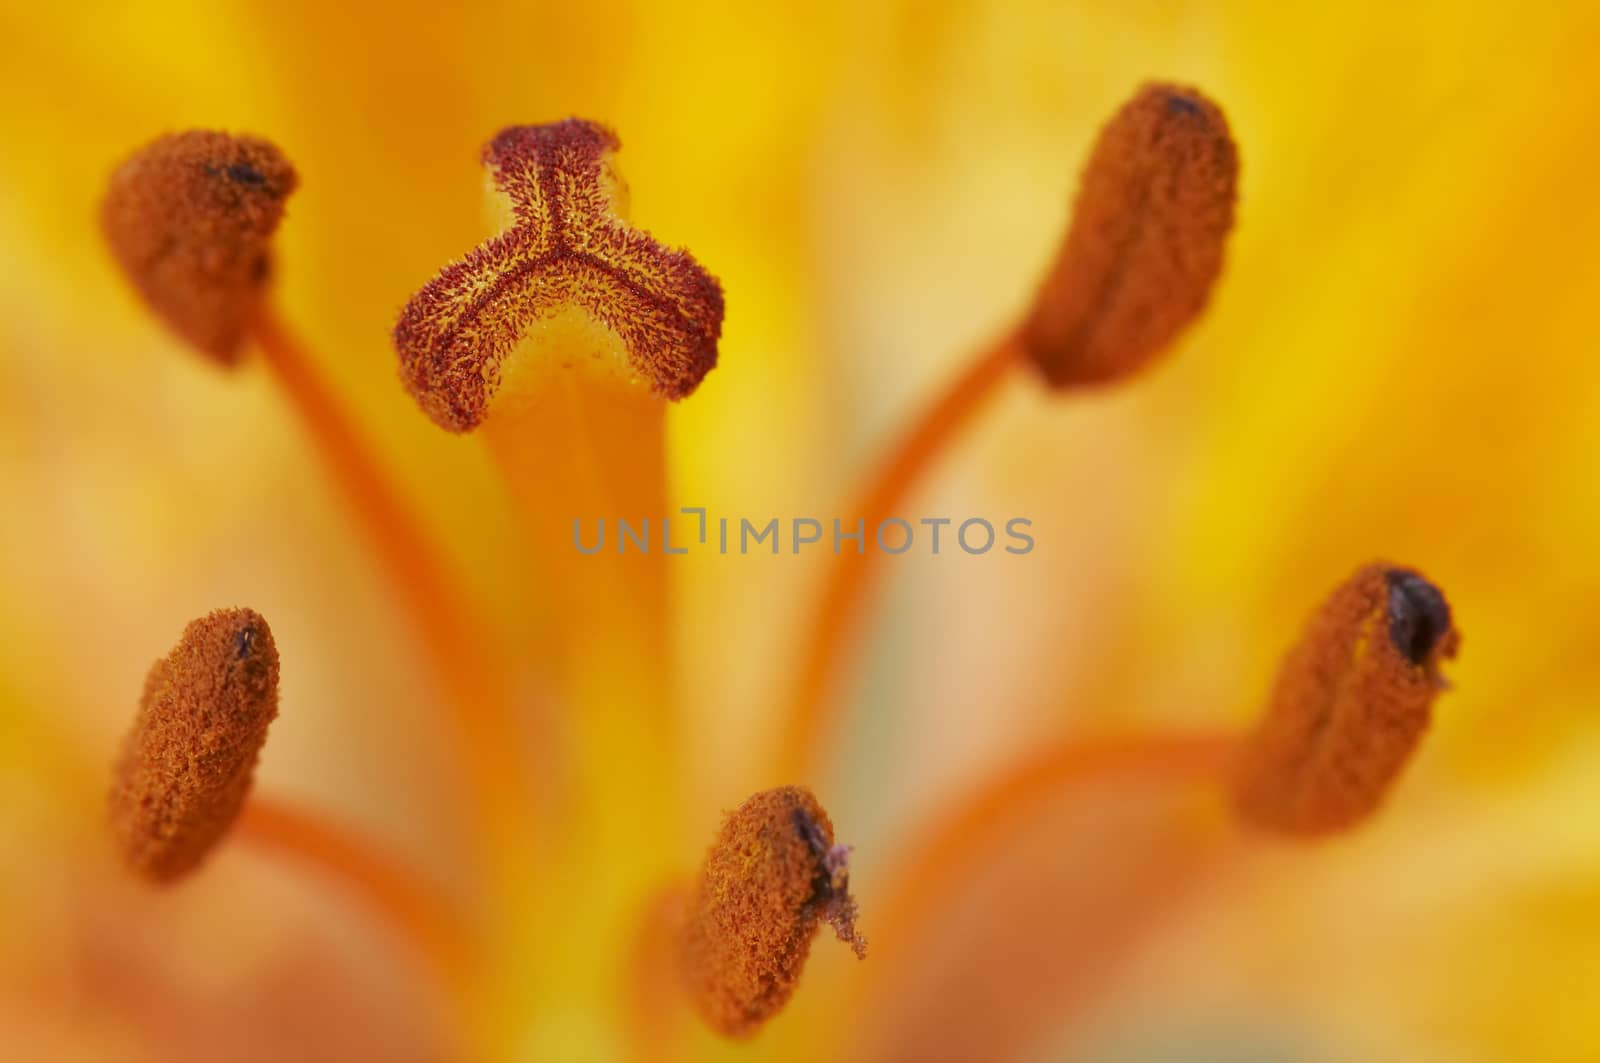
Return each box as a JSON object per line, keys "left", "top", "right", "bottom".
{"left": 1023, "top": 83, "right": 1238, "bottom": 389}
{"left": 1232, "top": 563, "right": 1461, "bottom": 837}
{"left": 392, "top": 118, "right": 725, "bottom": 432}
{"left": 109, "top": 608, "right": 281, "bottom": 881}
{"left": 679, "top": 786, "right": 866, "bottom": 1039}
{"left": 101, "top": 131, "right": 298, "bottom": 365}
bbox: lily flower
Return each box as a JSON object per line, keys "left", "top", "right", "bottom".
{"left": 2, "top": 6, "right": 1598, "bottom": 1063}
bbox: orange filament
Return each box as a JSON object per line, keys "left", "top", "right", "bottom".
{"left": 102, "top": 131, "right": 298, "bottom": 364}
{"left": 853, "top": 732, "right": 1237, "bottom": 1061}
{"left": 235, "top": 798, "right": 477, "bottom": 994}
{"left": 109, "top": 608, "right": 280, "bottom": 881}
{"left": 1022, "top": 83, "right": 1238, "bottom": 388}
{"left": 776, "top": 330, "right": 1023, "bottom": 780}
{"left": 1232, "top": 563, "right": 1460, "bottom": 835}
{"left": 679, "top": 786, "right": 866, "bottom": 1038}
{"left": 776, "top": 85, "right": 1238, "bottom": 782}
{"left": 874, "top": 732, "right": 1237, "bottom": 947}
{"left": 250, "top": 304, "right": 532, "bottom": 847}
{"left": 861, "top": 813, "right": 1224, "bottom": 1063}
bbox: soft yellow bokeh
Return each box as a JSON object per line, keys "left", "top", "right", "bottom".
{"left": 2, "top": 2, "right": 1598, "bottom": 1061}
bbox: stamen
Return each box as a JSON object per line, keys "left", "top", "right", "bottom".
{"left": 1232, "top": 563, "right": 1461, "bottom": 836}
{"left": 1022, "top": 83, "right": 1239, "bottom": 387}
{"left": 393, "top": 118, "right": 724, "bottom": 432}
{"left": 108, "top": 608, "right": 279, "bottom": 881}
{"left": 102, "top": 131, "right": 297, "bottom": 364}
{"left": 776, "top": 83, "right": 1238, "bottom": 781}
{"left": 680, "top": 786, "right": 866, "bottom": 1039}
{"left": 104, "top": 611, "right": 477, "bottom": 1022}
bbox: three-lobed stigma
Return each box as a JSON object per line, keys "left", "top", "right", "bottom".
{"left": 101, "top": 131, "right": 298, "bottom": 364}
{"left": 392, "top": 118, "right": 725, "bottom": 432}
{"left": 1022, "top": 83, "right": 1238, "bottom": 389}
{"left": 679, "top": 786, "right": 866, "bottom": 1038}
{"left": 108, "top": 608, "right": 281, "bottom": 881}
{"left": 1232, "top": 563, "right": 1460, "bottom": 836}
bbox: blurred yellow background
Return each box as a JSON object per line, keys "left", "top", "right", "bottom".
{"left": 1, "top": 2, "right": 1598, "bottom": 1060}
